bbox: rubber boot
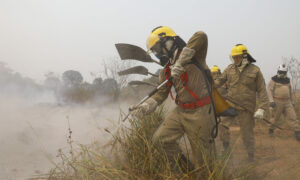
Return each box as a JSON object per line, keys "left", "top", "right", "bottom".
{"left": 269, "top": 128, "right": 274, "bottom": 138}
{"left": 295, "top": 131, "right": 300, "bottom": 141}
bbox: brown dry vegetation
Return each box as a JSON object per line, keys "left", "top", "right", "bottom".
{"left": 37, "top": 107, "right": 236, "bottom": 179}
{"left": 34, "top": 97, "right": 300, "bottom": 180}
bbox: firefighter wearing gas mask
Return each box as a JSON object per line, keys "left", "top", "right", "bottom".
{"left": 130, "top": 26, "right": 236, "bottom": 177}
{"left": 214, "top": 44, "right": 269, "bottom": 162}
{"left": 267, "top": 64, "right": 300, "bottom": 140}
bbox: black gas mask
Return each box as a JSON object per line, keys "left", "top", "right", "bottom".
{"left": 152, "top": 50, "right": 170, "bottom": 66}
{"left": 151, "top": 36, "right": 186, "bottom": 66}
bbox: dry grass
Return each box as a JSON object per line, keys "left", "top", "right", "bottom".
{"left": 37, "top": 107, "right": 256, "bottom": 180}
{"left": 29, "top": 97, "right": 300, "bottom": 180}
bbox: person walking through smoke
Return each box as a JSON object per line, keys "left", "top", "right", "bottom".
{"left": 267, "top": 64, "right": 300, "bottom": 140}
{"left": 130, "top": 26, "right": 237, "bottom": 177}
{"left": 214, "top": 44, "right": 269, "bottom": 162}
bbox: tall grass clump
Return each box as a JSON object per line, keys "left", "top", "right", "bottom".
{"left": 41, "top": 106, "right": 253, "bottom": 180}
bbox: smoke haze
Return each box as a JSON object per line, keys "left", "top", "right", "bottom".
{"left": 0, "top": 0, "right": 300, "bottom": 179}
{"left": 0, "top": 63, "right": 125, "bottom": 179}
{"left": 0, "top": 0, "right": 299, "bottom": 82}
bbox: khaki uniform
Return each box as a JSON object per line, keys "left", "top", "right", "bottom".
{"left": 267, "top": 79, "right": 300, "bottom": 131}
{"left": 214, "top": 63, "right": 269, "bottom": 156}
{"left": 151, "top": 31, "right": 216, "bottom": 172}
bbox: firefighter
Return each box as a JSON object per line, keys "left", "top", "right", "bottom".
{"left": 211, "top": 65, "right": 227, "bottom": 97}
{"left": 214, "top": 44, "right": 269, "bottom": 162}
{"left": 267, "top": 64, "right": 300, "bottom": 140}
{"left": 130, "top": 26, "right": 236, "bottom": 177}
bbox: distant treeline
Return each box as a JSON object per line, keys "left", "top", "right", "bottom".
{"left": 0, "top": 62, "right": 119, "bottom": 104}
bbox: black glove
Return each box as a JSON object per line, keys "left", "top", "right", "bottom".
{"left": 219, "top": 107, "right": 238, "bottom": 117}
{"left": 269, "top": 102, "right": 276, "bottom": 108}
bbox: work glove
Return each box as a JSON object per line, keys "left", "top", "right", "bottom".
{"left": 171, "top": 47, "right": 195, "bottom": 79}
{"left": 254, "top": 108, "right": 265, "bottom": 119}
{"left": 129, "top": 98, "right": 158, "bottom": 118}
{"left": 269, "top": 102, "right": 276, "bottom": 108}
{"left": 171, "top": 65, "right": 185, "bottom": 79}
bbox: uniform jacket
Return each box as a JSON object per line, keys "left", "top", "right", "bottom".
{"left": 214, "top": 63, "right": 269, "bottom": 113}
{"left": 267, "top": 77, "right": 294, "bottom": 104}
{"left": 152, "top": 31, "right": 210, "bottom": 105}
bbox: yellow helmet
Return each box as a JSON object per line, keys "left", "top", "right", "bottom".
{"left": 146, "top": 26, "right": 177, "bottom": 51}
{"left": 211, "top": 65, "right": 221, "bottom": 73}
{"left": 230, "top": 44, "right": 249, "bottom": 57}
{"left": 230, "top": 44, "right": 256, "bottom": 62}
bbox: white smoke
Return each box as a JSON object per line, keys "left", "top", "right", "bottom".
{"left": 0, "top": 62, "right": 125, "bottom": 179}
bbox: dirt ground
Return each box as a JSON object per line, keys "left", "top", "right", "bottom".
{"left": 163, "top": 96, "right": 300, "bottom": 180}
{"left": 216, "top": 124, "right": 300, "bottom": 180}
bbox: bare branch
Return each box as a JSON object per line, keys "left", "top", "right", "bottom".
{"left": 100, "top": 56, "right": 136, "bottom": 88}
{"left": 282, "top": 56, "right": 300, "bottom": 96}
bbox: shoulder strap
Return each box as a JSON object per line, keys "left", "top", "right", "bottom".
{"left": 163, "top": 64, "right": 175, "bottom": 100}
{"left": 190, "top": 59, "right": 218, "bottom": 138}
{"left": 180, "top": 72, "right": 200, "bottom": 100}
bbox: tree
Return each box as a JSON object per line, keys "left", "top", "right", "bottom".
{"left": 101, "top": 56, "right": 135, "bottom": 89}
{"left": 89, "top": 57, "right": 135, "bottom": 101}
{"left": 44, "top": 72, "right": 61, "bottom": 90}
{"left": 102, "top": 78, "right": 119, "bottom": 100}
{"left": 93, "top": 77, "right": 103, "bottom": 86}
{"left": 283, "top": 56, "right": 300, "bottom": 96}
{"left": 62, "top": 70, "right": 83, "bottom": 87}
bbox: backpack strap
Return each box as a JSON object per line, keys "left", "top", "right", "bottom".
{"left": 180, "top": 72, "right": 200, "bottom": 100}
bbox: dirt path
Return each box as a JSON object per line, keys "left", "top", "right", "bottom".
{"left": 218, "top": 124, "right": 300, "bottom": 180}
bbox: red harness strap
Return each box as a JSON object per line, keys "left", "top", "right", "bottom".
{"left": 180, "top": 72, "right": 200, "bottom": 100}
{"left": 163, "top": 64, "right": 211, "bottom": 109}
{"left": 176, "top": 96, "right": 211, "bottom": 109}
{"left": 164, "top": 64, "right": 175, "bottom": 100}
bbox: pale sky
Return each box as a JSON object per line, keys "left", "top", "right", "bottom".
{"left": 0, "top": 0, "right": 299, "bottom": 83}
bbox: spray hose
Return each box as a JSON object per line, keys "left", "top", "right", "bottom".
{"left": 190, "top": 59, "right": 219, "bottom": 139}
